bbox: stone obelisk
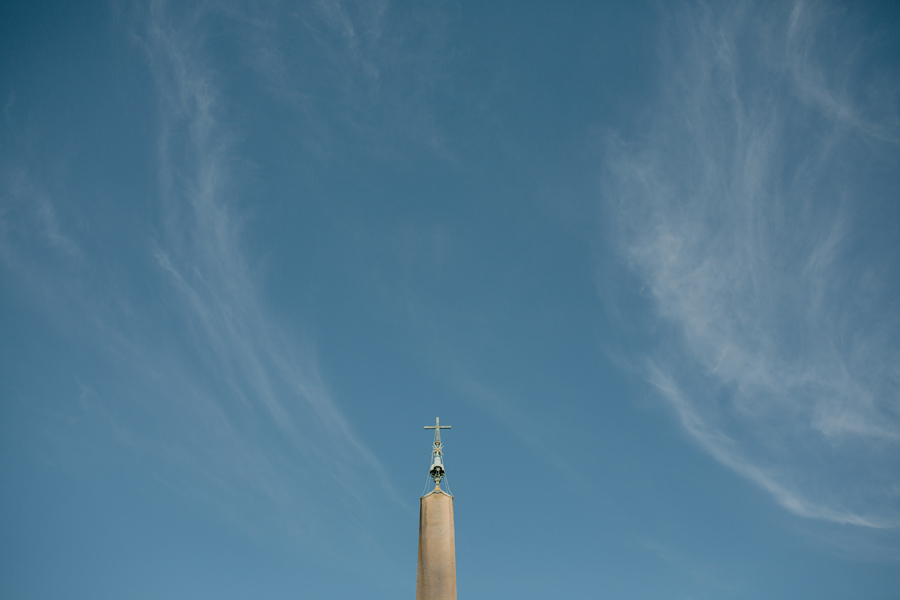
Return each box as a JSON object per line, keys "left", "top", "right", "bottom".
{"left": 416, "top": 418, "right": 457, "bottom": 600}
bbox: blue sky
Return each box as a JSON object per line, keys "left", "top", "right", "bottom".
{"left": 2, "top": 0, "right": 899, "bottom": 598}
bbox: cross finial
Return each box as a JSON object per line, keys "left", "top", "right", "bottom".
{"left": 424, "top": 417, "right": 451, "bottom": 485}
{"left": 424, "top": 416, "right": 451, "bottom": 445}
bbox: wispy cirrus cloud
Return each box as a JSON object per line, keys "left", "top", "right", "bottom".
{"left": 130, "top": 0, "right": 400, "bottom": 521}
{"left": 0, "top": 168, "right": 82, "bottom": 269}
{"left": 603, "top": 0, "right": 900, "bottom": 529}
{"left": 0, "top": 0, "right": 401, "bottom": 547}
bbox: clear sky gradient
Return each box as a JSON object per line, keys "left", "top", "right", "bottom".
{"left": 2, "top": 1, "right": 900, "bottom": 598}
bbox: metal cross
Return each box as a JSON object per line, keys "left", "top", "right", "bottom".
{"left": 424, "top": 417, "right": 451, "bottom": 445}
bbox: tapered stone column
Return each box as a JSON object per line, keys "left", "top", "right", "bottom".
{"left": 417, "top": 418, "right": 457, "bottom": 600}
{"left": 416, "top": 485, "right": 457, "bottom": 600}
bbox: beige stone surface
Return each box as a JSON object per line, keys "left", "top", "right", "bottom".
{"left": 416, "top": 488, "right": 457, "bottom": 600}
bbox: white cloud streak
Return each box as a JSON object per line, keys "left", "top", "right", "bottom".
{"left": 603, "top": 0, "right": 900, "bottom": 528}
{"left": 135, "top": 0, "right": 398, "bottom": 524}
{"left": 0, "top": 168, "right": 82, "bottom": 269}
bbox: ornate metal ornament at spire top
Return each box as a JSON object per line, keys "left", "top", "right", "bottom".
{"left": 424, "top": 417, "right": 451, "bottom": 484}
